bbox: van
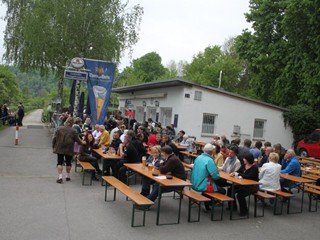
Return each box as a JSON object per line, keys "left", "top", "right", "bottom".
{"left": 296, "top": 129, "right": 320, "bottom": 158}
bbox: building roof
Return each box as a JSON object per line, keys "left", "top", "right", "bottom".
{"left": 112, "top": 78, "right": 288, "bottom": 112}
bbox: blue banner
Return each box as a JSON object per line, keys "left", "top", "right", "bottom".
{"left": 84, "top": 59, "right": 116, "bottom": 124}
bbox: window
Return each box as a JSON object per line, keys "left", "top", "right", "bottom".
{"left": 253, "top": 119, "right": 265, "bottom": 139}
{"left": 160, "top": 108, "right": 172, "bottom": 127}
{"left": 201, "top": 113, "right": 216, "bottom": 134}
{"left": 135, "top": 106, "right": 144, "bottom": 123}
{"left": 147, "top": 107, "right": 156, "bottom": 121}
{"left": 194, "top": 91, "right": 202, "bottom": 101}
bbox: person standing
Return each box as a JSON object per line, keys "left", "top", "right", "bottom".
{"left": 16, "top": 104, "right": 24, "bottom": 126}
{"left": 52, "top": 117, "right": 84, "bottom": 183}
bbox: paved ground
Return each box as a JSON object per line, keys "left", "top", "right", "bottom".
{"left": 0, "top": 109, "right": 319, "bottom": 240}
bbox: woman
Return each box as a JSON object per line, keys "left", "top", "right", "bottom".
{"left": 219, "top": 145, "right": 241, "bottom": 173}
{"left": 140, "top": 145, "right": 163, "bottom": 196}
{"left": 230, "top": 152, "right": 259, "bottom": 216}
{"left": 259, "top": 152, "right": 281, "bottom": 191}
{"left": 212, "top": 143, "right": 224, "bottom": 168}
{"left": 78, "top": 132, "right": 102, "bottom": 181}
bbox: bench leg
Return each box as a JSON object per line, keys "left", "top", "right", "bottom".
{"left": 82, "top": 169, "right": 94, "bottom": 186}
{"left": 104, "top": 182, "right": 116, "bottom": 202}
{"left": 187, "top": 199, "right": 202, "bottom": 223}
{"left": 131, "top": 205, "right": 147, "bottom": 227}
{"left": 308, "top": 193, "right": 319, "bottom": 212}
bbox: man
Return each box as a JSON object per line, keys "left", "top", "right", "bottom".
{"left": 259, "top": 146, "right": 273, "bottom": 167}
{"left": 162, "top": 134, "right": 179, "bottom": 156}
{"left": 280, "top": 149, "right": 301, "bottom": 192}
{"left": 16, "top": 104, "right": 24, "bottom": 126}
{"left": 176, "top": 130, "right": 185, "bottom": 143}
{"left": 191, "top": 143, "right": 226, "bottom": 210}
{"left": 117, "top": 136, "right": 139, "bottom": 183}
{"left": 110, "top": 120, "right": 123, "bottom": 140}
{"left": 147, "top": 129, "right": 158, "bottom": 146}
{"left": 237, "top": 139, "right": 252, "bottom": 165}
{"left": 98, "top": 125, "right": 110, "bottom": 149}
{"left": 147, "top": 146, "right": 186, "bottom": 201}
{"left": 103, "top": 131, "right": 123, "bottom": 176}
{"left": 250, "top": 141, "right": 262, "bottom": 160}
{"left": 221, "top": 135, "right": 230, "bottom": 148}
{"left": 92, "top": 124, "right": 101, "bottom": 144}
{"left": 137, "top": 125, "right": 149, "bottom": 144}
{"left": 52, "top": 117, "right": 84, "bottom": 183}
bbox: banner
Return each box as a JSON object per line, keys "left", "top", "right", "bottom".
{"left": 84, "top": 59, "right": 116, "bottom": 124}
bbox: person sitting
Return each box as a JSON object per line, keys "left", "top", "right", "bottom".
{"left": 116, "top": 135, "right": 139, "bottom": 183}
{"left": 237, "top": 139, "right": 251, "bottom": 165}
{"left": 259, "top": 152, "right": 281, "bottom": 191}
{"left": 147, "top": 146, "right": 186, "bottom": 201}
{"left": 140, "top": 146, "right": 163, "bottom": 196}
{"left": 191, "top": 143, "right": 226, "bottom": 211}
{"left": 98, "top": 125, "right": 111, "bottom": 149}
{"left": 250, "top": 141, "right": 262, "bottom": 160}
{"left": 280, "top": 149, "right": 301, "bottom": 193}
{"left": 176, "top": 130, "right": 185, "bottom": 143}
{"left": 212, "top": 143, "right": 224, "bottom": 168}
{"left": 78, "top": 132, "right": 102, "bottom": 181}
{"left": 259, "top": 146, "right": 273, "bottom": 167}
{"left": 179, "top": 134, "right": 194, "bottom": 153}
{"left": 230, "top": 152, "right": 259, "bottom": 216}
{"left": 219, "top": 145, "right": 241, "bottom": 173}
{"left": 103, "top": 131, "right": 122, "bottom": 176}
{"left": 154, "top": 133, "right": 162, "bottom": 146}
{"left": 92, "top": 124, "right": 101, "bottom": 144}
{"left": 161, "top": 134, "right": 179, "bottom": 156}
{"left": 147, "top": 129, "right": 158, "bottom": 147}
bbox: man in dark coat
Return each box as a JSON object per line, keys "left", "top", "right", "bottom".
{"left": 52, "top": 117, "right": 84, "bottom": 183}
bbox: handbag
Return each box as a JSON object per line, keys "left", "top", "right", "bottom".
{"left": 206, "top": 175, "right": 214, "bottom": 193}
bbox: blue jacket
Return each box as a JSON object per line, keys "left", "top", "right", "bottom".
{"left": 281, "top": 156, "right": 301, "bottom": 177}
{"left": 191, "top": 152, "right": 220, "bottom": 192}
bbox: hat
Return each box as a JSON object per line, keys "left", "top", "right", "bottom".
{"left": 203, "top": 143, "right": 214, "bottom": 152}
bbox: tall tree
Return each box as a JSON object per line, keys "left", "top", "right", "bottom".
{"left": 0, "top": 65, "right": 21, "bottom": 104}
{"left": 2, "top": 0, "right": 143, "bottom": 108}
{"left": 235, "top": 0, "right": 320, "bottom": 108}
{"left": 183, "top": 45, "right": 243, "bottom": 93}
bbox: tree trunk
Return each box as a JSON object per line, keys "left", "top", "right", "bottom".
{"left": 73, "top": 80, "right": 81, "bottom": 117}
{"left": 57, "top": 76, "right": 64, "bottom": 112}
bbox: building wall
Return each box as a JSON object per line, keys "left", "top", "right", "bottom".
{"left": 117, "top": 85, "right": 293, "bottom": 149}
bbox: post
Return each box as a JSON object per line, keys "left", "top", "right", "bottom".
{"left": 218, "top": 70, "right": 222, "bottom": 88}
{"left": 15, "top": 125, "right": 19, "bottom": 145}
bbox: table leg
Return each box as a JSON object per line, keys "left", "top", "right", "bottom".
{"left": 156, "top": 185, "right": 162, "bottom": 225}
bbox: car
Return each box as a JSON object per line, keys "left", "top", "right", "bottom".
{"left": 296, "top": 129, "right": 320, "bottom": 158}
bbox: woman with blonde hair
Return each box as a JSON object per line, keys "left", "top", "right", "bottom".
{"left": 140, "top": 145, "right": 164, "bottom": 196}
{"left": 259, "top": 152, "right": 281, "bottom": 191}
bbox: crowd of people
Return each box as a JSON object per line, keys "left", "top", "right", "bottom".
{"left": 52, "top": 110, "right": 306, "bottom": 215}
{"left": 0, "top": 103, "right": 24, "bottom": 126}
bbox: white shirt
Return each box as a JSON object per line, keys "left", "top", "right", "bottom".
{"left": 259, "top": 161, "right": 281, "bottom": 191}
{"left": 92, "top": 130, "right": 102, "bottom": 142}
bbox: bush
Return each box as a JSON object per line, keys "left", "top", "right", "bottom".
{"left": 283, "top": 104, "right": 320, "bottom": 147}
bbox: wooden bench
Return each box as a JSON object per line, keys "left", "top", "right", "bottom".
{"left": 102, "top": 176, "right": 154, "bottom": 227}
{"left": 181, "top": 190, "right": 210, "bottom": 222}
{"left": 253, "top": 191, "right": 276, "bottom": 217}
{"left": 204, "top": 192, "right": 234, "bottom": 221}
{"left": 302, "top": 174, "right": 319, "bottom": 181}
{"left": 78, "top": 161, "right": 95, "bottom": 186}
{"left": 267, "top": 190, "right": 295, "bottom": 215}
{"left": 303, "top": 183, "right": 320, "bottom": 212}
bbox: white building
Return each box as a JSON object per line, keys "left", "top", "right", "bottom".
{"left": 112, "top": 78, "right": 293, "bottom": 149}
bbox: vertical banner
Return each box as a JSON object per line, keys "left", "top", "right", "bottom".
{"left": 84, "top": 59, "right": 116, "bottom": 124}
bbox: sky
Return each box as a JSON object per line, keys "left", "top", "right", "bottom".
{"left": 0, "top": 0, "right": 252, "bottom": 70}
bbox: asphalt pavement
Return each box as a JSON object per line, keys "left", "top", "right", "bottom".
{"left": 0, "top": 109, "right": 319, "bottom": 240}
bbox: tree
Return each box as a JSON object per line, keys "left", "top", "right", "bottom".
{"left": 235, "top": 0, "right": 320, "bottom": 109}
{"left": 0, "top": 65, "right": 22, "bottom": 104}
{"left": 2, "top": 0, "right": 143, "bottom": 108}
{"left": 182, "top": 45, "right": 243, "bottom": 93}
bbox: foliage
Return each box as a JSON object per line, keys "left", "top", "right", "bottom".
{"left": 2, "top": 0, "right": 143, "bottom": 102}
{"left": 283, "top": 104, "right": 320, "bottom": 147}
{"left": 0, "top": 65, "right": 22, "bottom": 104}
{"left": 182, "top": 44, "right": 244, "bottom": 93}
{"left": 235, "top": 0, "right": 320, "bottom": 109}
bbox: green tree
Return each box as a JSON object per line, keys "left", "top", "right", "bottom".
{"left": 183, "top": 45, "right": 243, "bottom": 93}
{"left": 235, "top": 0, "right": 320, "bottom": 109}
{"left": 3, "top": 0, "right": 143, "bottom": 106}
{"left": 0, "top": 65, "right": 22, "bottom": 104}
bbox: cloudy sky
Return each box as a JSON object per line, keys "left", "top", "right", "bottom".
{"left": 0, "top": 0, "right": 252, "bottom": 70}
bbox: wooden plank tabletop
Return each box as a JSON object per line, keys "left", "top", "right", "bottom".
{"left": 92, "top": 148, "right": 122, "bottom": 160}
